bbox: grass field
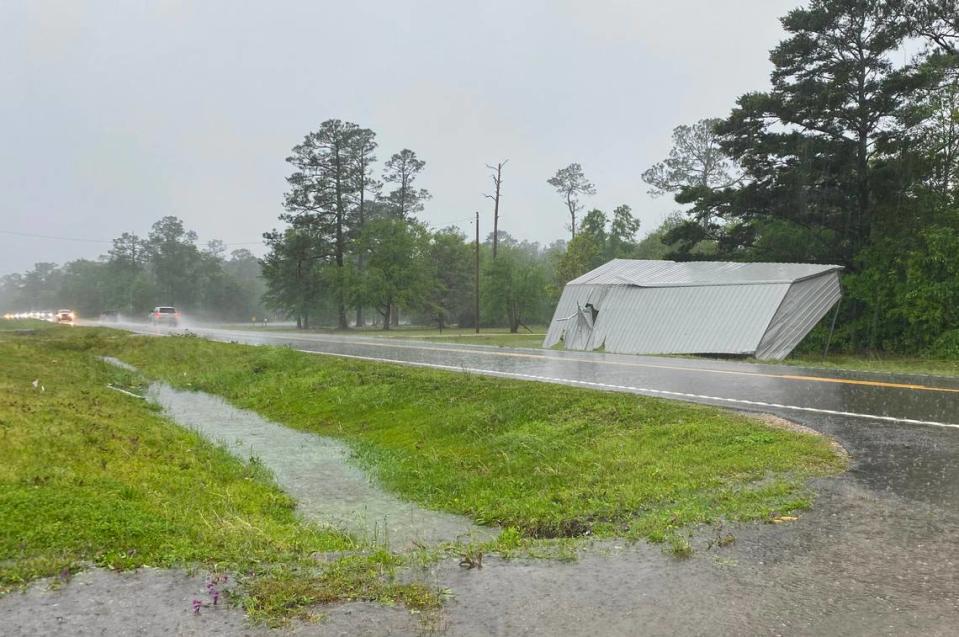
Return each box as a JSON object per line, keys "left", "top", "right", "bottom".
{"left": 232, "top": 324, "right": 550, "bottom": 349}
{"left": 375, "top": 328, "right": 547, "bottom": 348}
{"left": 0, "top": 324, "right": 440, "bottom": 624}
{"left": 93, "top": 328, "right": 845, "bottom": 540}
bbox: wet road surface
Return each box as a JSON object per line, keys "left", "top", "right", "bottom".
{"left": 86, "top": 322, "right": 959, "bottom": 635}
{"left": 115, "top": 323, "right": 959, "bottom": 422}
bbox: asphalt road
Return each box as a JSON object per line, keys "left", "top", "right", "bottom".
{"left": 119, "top": 322, "right": 959, "bottom": 425}
{"left": 89, "top": 321, "right": 959, "bottom": 635}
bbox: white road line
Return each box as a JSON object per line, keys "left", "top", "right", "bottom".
{"left": 296, "top": 349, "right": 959, "bottom": 431}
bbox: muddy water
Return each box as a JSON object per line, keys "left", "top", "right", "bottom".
{"left": 100, "top": 356, "right": 493, "bottom": 547}
{"left": 146, "top": 382, "right": 495, "bottom": 547}
{"left": 0, "top": 568, "right": 419, "bottom": 637}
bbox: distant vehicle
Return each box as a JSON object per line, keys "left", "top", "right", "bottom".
{"left": 151, "top": 306, "right": 180, "bottom": 327}
{"left": 56, "top": 309, "right": 75, "bottom": 324}
{"left": 99, "top": 310, "right": 119, "bottom": 322}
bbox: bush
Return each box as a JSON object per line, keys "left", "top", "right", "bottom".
{"left": 928, "top": 329, "right": 959, "bottom": 360}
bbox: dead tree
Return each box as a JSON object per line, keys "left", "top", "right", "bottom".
{"left": 484, "top": 160, "right": 508, "bottom": 259}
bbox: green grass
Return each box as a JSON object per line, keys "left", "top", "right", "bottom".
{"left": 776, "top": 353, "right": 959, "bottom": 378}
{"left": 0, "top": 324, "right": 441, "bottom": 625}
{"left": 228, "top": 323, "right": 550, "bottom": 349}
{"left": 88, "top": 327, "right": 845, "bottom": 540}
{"left": 378, "top": 329, "right": 547, "bottom": 348}
{"left": 0, "top": 318, "right": 57, "bottom": 331}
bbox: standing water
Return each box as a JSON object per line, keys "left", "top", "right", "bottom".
{"left": 102, "top": 357, "right": 494, "bottom": 547}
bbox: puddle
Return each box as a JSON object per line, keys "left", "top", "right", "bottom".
{"left": 102, "top": 358, "right": 495, "bottom": 547}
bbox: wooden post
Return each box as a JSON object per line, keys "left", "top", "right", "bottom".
{"left": 822, "top": 299, "right": 842, "bottom": 359}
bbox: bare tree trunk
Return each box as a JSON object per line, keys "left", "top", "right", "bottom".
{"left": 381, "top": 300, "right": 391, "bottom": 330}
{"left": 567, "top": 192, "right": 577, "bottom": 239}
{"left": 485, "top": 160, "right": 507, "bottom": 259}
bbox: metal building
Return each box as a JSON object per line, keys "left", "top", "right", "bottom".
{"left": 544, "top": 259, "right": 843, "bottom": 360}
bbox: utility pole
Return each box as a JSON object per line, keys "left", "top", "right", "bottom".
{"left": 475, "top": 210, "right": 480, "bottom": 334}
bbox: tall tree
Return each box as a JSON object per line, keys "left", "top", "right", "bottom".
{"left": 382, "top": 149, "right": 431, "bottom": 220}
{"left": 483, "top": 242, "right": 548, "bottom": 332}
{"left": 680, "top": 0, "right": 910, "bottom": 268}
{"left": 608, "top": 204, "right": 641, "bottom": 258}
{"left": 354, "top": 218, "right": 431, "bottom": 329}
{"left": 350, "top": 127, "right": 378, "bottom": 326}
{"left": 547, "top": 163, "right": 596, "bottom": 239}
{"left": 284, "top": 119, "right": 365, "bottom": 329}
{"left": 261, "top": 225, "right": 327, "bottom": 329}
{"left": 642, "top": 118, "right": 740, "bottom": 197}
{"left": 423, "top": 227, "right": 474, "bottom": 329}
{"left": 146, "top": 216, "right": 201, "bottom": 306}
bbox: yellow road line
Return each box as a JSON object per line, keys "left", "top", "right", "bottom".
{"left": 221, "top": 329, "right": 959, "bottom": 395}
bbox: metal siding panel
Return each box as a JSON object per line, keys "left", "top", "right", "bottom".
{"left": 587, "top": 284, "right": 789, "bottom": 355}
{"left": 543, "top": 284, "right": 615, "bottom": 348}
{"left": 755, "top": 272, "right": 842, "bottom": 360}
{"left": 548, "top": 259, "right": 844, "bottom": 356}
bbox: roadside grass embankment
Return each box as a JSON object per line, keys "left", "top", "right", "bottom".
{"left": 776, "top": 353, "right": 959, "bottom": 379}
{"left": 227, "top": 323, "right": 550, "bottom": 349}
{"left": 0, "top": 325, "right": 442, "bottom": 625}
{"left": 90, "top": 327, "right": 846, "bottom": 542}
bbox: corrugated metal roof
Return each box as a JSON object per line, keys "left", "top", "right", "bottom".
{"left": 546, "top": 259, "right": 843, "bottom": 360}
{"left": 568, "top": 259, "right": 842, "bottom": 287}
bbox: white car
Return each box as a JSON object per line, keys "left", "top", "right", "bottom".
{"left": 150, "top": 306, "right": 180, "bottom": 327}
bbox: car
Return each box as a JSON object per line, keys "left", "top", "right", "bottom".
{"left": 99, "top": 309, "right": 120, "bottom": 322}
{"left": 56, "top": 309, "right": 75, "bottom": 323}
{"left": 150, "top": 306, "right": 180, "bottom": 327}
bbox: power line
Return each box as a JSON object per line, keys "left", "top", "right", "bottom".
{"left": 0, "top": 229, "right": 263, "bottom": 247}
{"left": 0, "top": 229, "right": 111, "bottom": 244}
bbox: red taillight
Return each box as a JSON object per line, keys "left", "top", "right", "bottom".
{"left": 153, "top": 312, "right": 160, "bottom": 317}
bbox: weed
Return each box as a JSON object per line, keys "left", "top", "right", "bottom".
{"left": 666, "top": 534, "right": 693, "bottom": 559}
{"left": 458, "top": 547, "right": 483, "bottom": 569}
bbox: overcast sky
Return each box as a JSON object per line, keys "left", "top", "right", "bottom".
{"left": 0, "top": 0, "right": 799, "bottom": 275}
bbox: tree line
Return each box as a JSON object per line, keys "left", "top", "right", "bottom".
{"left": 0, "top": 216, "right": 266, "bottom": 321}
{"left": 260, "top": 119, "right": 646, "bottom": 331}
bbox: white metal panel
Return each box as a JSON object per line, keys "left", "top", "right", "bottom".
{"left": 543, "top": 284, "right": 611, "bottom": 348}
{"left": 549, "top": 259, "right": 843, "bottom": 357}
{"left": 755, "top": 271, "right": 842, "bottom": 360}
{"left": 587, "top": 284, "right": 790, "bottom": 355}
